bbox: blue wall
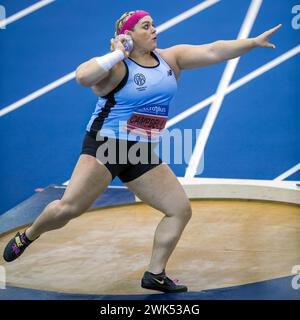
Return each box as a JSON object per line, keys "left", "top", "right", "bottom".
{"left": 1, "top": 0, "right": 299, "bottom": 214}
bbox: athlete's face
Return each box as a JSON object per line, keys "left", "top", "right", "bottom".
{"left": 130, "top": 16, "right": 157, "bottom": 51}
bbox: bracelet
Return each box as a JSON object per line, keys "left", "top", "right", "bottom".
{"left": 95, "top": 50, "right": 125, "bottom": 72}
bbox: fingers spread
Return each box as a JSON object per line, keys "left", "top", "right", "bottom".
{"left": 270, "top": 23, "right": 282, "bottom": 33}
{"left": 266, "top": 42, "right": 276, "bottom": 48}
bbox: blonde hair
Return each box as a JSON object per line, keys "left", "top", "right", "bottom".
{"left": 114, "top": 11, "right": 137, "bottom": 36}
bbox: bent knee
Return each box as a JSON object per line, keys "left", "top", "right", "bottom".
{"left": 182, "top": 204, "right": 192, "bottom": 221}
{"left": 53, "top": 200, "right": 83, "bottom": 221}
{"left": 169, "top": 201, "right": 192, "bottom": 221}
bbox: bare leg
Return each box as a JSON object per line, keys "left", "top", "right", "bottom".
{"left": 126, "top": 164, "right": 192, "bottom": 274}
{"left": 26, "top": 155, "right": 112, "bottom": 240}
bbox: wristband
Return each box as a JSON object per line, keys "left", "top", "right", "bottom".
{"left": 95, "top": 50, "right": 125, "bottom": 72}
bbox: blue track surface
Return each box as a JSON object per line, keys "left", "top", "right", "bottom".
{"left": 0, "top": 2, "right": 299, "bottom": 214}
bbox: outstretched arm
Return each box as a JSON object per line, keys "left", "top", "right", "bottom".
{"left": 170, "top": 24, "right": 282, "bottom": 70}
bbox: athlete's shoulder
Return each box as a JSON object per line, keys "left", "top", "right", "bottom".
{"left": 155, "top": 48, "right": 180, "bottom": 80}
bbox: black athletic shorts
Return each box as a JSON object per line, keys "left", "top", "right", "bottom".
{"left": 80, "top": 131, "right": 163, "bottom": 182}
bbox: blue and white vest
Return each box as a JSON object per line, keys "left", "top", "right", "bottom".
{"left": 86, "top": 50, "right": 178, "bottom": 142}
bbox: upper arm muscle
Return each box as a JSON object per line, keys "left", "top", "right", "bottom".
{"left": 91, "top": 62, "right": 125, "bottom": 97}
{"left": 170, "top": 43, "right": 217, "bottom": 70}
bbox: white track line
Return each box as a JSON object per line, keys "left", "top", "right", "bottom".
{"left": 166, "top": 45, "right": 300, "bottom": 128}
{"left": 0, "top": 72, "right": 76, "bottom": 117}
{"left": 62, "top": 179, "right": 128, "bottom": 188}
{"left": 185, "top": 0, "right": 263, "bottom": 178}
{"left": 179, "top": 177, "right": 300, "bottom": 187}
{"left": 156, "top": 0, "right": 221, "bottom": 33}
{"left": 0, "top": 0, "right": 56, "bottom": 29}
{"left": 274, "top": 163, "right": 300, "bottom": 181}
{"left": 0, "top": 0, "right": 221, "bottom": 117}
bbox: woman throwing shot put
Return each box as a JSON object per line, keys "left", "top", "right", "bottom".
{"left": 3, "top": 10, "right": 281, "bottom": 293}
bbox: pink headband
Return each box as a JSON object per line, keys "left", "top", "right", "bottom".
{"left": 119, "top": 10, "right": 150, "bottom": 35}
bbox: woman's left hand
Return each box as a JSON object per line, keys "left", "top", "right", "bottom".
{"left": 254, "top": 24, "right": 282, "bottom": 48}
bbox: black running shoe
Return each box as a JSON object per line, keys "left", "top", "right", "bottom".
{"left": 141, "top": 270, "right": 188, "bottom": 293}
{"left": 3, "top": 231, "right": 32, "bottom": 262}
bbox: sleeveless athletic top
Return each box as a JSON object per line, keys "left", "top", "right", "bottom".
{"left": 86, "top": 50, "right": 178, "bottom": 142}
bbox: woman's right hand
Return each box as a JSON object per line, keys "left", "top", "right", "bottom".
{"left": 110, "top": 36, "right": 130, "bottom": 58}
